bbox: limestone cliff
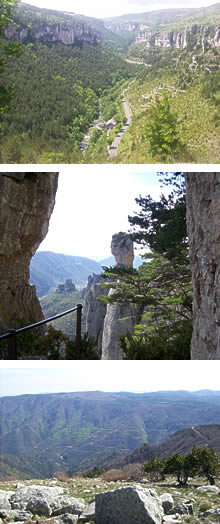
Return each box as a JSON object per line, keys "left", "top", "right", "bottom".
{"left": 5, "top": 22, "right": 101, "bottom": 46}
{"left": 0, "top": 173, "right": 59, "bottom": 332}
{"left": 101, "top": 232, "right": 135, "bottom": 360}
{"left": 185, "top": 173, "right": 220, "bottom": 359}
{"left": 136, "top": 24, "right": 220, "bottom": 50}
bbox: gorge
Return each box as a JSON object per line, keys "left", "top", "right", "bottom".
{"left": 0, "top": 172, "right": 219, "bottom": 360}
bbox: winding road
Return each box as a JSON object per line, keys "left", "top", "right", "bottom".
{"left": 109, "top": 84, "right": 133, "bottom": 160}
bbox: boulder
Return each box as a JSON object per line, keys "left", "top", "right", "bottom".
{"left": 78, "top": 499, "right": 96, "bottom": 523}
{"left": 95, "top": 485, "right": 164, "bottom": 524}
{"left": 54, "top": 513, "right": 79, "bottom": 524}
{"left": 160, "top": 493, "right": 174, "bottom": 514}
{"left": 200, "top": 508, "right": 220, "bottom": 517}
{"left": 51, "top": 495, "right": 85, "bottom": 516}
{"left": 195, "top": 485, "right": 219, "bottom": 493}
{"left": 168, "top": 502, "right": 193, "bottom": 515}
{"left": 0, "top": 490, "right": 14, "bottom": 514}
{"left": 10, "top": 485, "right": 64, "bottom": 516}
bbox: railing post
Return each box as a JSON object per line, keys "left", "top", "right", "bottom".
{"left": 76, "top": 304, "right": 82, "bottom": 360}
{"left": 7, "top": 330, "right": 17, "bottom": 360}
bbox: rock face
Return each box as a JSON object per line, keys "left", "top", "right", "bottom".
{"left": 136, "top": 24, "right": 220, "bottom": 50}
{"left": 85, "top": 233, "right": 136, "bottom": 359}
{"left": 111, "top": 231, "right": 134, "bottom": 267}
{"left": 185, "top": 173, "right": 220, "bottom": 359}
{"left": 95, "top": 485, "right": 164, "bottom": 524}
{"left": 5, "top": 22, "right": 101, "bottom": 46}
{"left": 0, "top": 173, "right": 59, "bottom": 331}
{"left": 101, "top": 232, "right": 135, "bottom": 360}
{"left": 85, "top": 274, "right": 108, "bottom": 356}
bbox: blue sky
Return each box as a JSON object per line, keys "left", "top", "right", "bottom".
{"left": 0, "top": 361, "right": 220, "bottom": 397}
{"left": 22, "top": 0, "right": 215, "bottom": 19}
{"left": 39, "top": 167, "right": 165, "bottom": 259}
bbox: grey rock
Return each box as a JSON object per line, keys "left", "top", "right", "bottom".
{"left": 101, "top": 289, "right": 135, "bottom": 360}
{"left": 0, "top": 490, "right": 14, "bottom": 513}
{"left": 168, "top": 502, "right": 193, "bottom": 515}
{"left": 10, "top": 510, "right": 33, "bottom": 521}
{"left": 78, "top": 500, "right": 95, "bottom": 523}
{"left": 195, "top": 485, "right": 220, "bottom": 493}
{"left": 111, "top": 232, "right": 134, "bottom": 267}
{"left": 10, "top": 485, "right": 64, "bottom": 515}
{"left": 0, "top": 173, "right": 59, "bottom": 331}
{"left": 0, "top": 174, "right": 26, "bottom": 181}
{"left": 185, "top": 172, "right": 220, "bottom": 359}
{"left": 95, "top": 484, "right": 164, "bottom": 524}
{"left": 85, "top": 273, "right": 107, "bottom": 355}
{"left": 54, "top": 513, "right": 79, "bottom": 524}
{"left": 160, "top": 493, "right": 174, "bottom": 514}
{"left": 52, "top": 495, "right": 85, "bottom": 516}
{"left": 200, "top": 508, "right": 220, "bottom": 517}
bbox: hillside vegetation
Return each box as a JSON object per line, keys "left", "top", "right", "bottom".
{"left": 0, "top": 390, "right": 219, "bottom": 479}
{"left": 1, "top": 2, "right": 219, "bottom": 163}
{"left": 30, "top": 251, "right": 101, "bottom": 297}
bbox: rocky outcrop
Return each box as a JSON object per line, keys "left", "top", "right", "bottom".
{"left": 111, "top": 231, "right": 134, "bottom": 267}
{"left": 101, "top": 232, "right": 135, "bottom": 360}
{"left": 136, "top": 24, "right": 220, "bottom": 50}
{"left": 0, "top": 173, "right": 59, "bottom": 332}
{"left": 5, "top": 22, "right": 101, "bottom": 46}
{"left": 185, "top": 173, "right": 220, "bottom": 359}
{"left": 85, "top": 274, "right": 108, "bottom": 356}
{"left": 104, "top": 23, "right": 138, "bottom": 33}
{"left": 85, "top": 232, "right": 137, "bottom": 359}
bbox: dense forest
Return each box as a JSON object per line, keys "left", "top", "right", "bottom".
{"left": 0, "top": 1, "right": 220, "bottom": 163}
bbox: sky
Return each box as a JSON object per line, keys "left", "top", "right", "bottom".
{"left": 22, "top": 0, "right": 215, "bottom": 19}
{"left": 0, "top": 361, "right": 220, "bottom": 396}
{"left": 38, "top": 168, "right": 168, "bottom": 259}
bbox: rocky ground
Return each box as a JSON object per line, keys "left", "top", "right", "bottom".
{"left": 0, "top": 475, "right": 220, "bottom": 524}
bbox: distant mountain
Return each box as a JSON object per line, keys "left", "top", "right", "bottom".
{"left": 115, "top": 424, "right": 220, "bottom": 468}
{"left": 104, "top": 3, "right": 220, "bottom": 29}
{"left": 0, "top": 390, "right": 219, "bottom": 479}
{"left": 100, "top": 255, "right": 143, "bottom": 268}
{"left": 30, "top": 251, "right": 102, "bottom": 297}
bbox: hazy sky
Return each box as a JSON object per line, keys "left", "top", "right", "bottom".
{"left": 38, "top": 167, "right": 166, "bottom": 259}
{"left": 0, "top": 361, "right": 220, "bottom": 396}
{"left": 22, "top": 0, "right": 215, "bottom": 19}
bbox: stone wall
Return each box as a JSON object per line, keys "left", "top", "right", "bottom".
{"left": 0, "top": 173, "right": 59, "bottom": 331}
{"left": 185, "top": 173, "right": 220, "bottom": 359}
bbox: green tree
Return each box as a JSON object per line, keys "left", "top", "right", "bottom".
{"left": 191, "top": 445, "right": 219, "bottom": 485}
{"left": 162, "top": 452, "right": 193, "bottom": 486}
{"left": 144, "top": 90, "right": 186, "bottom": 160}
{"left": 144, "top": 447, "right": 220, "bottom": 486}
{"left": 144, "top": 456, "right": 166, "bottom": 480}
{"left": 99, "top": 174, "right": 192, "bottom": 359}
{"left": 0, "top": 0, "right": 21, "bottom": 114}
{"left": 65, "top": 333, "right": 100, "bottom": 360}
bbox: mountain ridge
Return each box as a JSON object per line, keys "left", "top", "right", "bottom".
{"left": 0, "top": 390, "right": 219, "bottom": 479}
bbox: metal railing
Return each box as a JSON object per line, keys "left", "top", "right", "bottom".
{"left": 0, "top": 304, "right": 83, "bottom": 360}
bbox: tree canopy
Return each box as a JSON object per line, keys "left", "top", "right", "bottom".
{"left": 99, "top": 173, "right": 192, "bottom": 359}
{"left": 144, "top": 446, "right": 220, "bottom": 486}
